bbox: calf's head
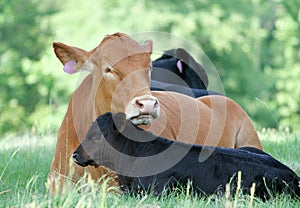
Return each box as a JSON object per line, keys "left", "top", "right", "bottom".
{"left": 53, "top": 33, "right": 160, "bottom": 125}
{"left": 72, "top": 112, "right": 129, "bottom": 168}
{"left": 152, "top": 48, "right": 208, "bottom": 89}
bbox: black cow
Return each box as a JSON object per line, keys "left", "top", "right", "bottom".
{"left": 73, "top": 113, "right": 300, "bottom": 200}
{"left": 152, "top": 48, "right": 208, "bottom": 90}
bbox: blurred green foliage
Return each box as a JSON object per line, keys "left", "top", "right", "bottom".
{"left": 0, "top": 0, "right": 63, "bottom": 134}
{"left": 0, "top": 0, "right": 299, "bottom": 136}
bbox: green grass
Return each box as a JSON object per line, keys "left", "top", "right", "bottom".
{"left": 0, "top": 129, "right": 299, "bottom": 208}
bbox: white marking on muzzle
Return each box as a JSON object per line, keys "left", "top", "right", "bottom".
{"left": 125, "top": 95, "right": 160, "bottom": 125}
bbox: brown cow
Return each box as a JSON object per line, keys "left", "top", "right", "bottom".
{"left": 48, "top": 33, "right": 263, "bottom": 193}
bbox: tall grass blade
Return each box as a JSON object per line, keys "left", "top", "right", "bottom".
{"left": 0, "top": 148, "right": 20, "bottom": 182}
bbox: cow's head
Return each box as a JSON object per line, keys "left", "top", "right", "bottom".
{"left": 53, "top": 33, "right": 160, "bottom": 125}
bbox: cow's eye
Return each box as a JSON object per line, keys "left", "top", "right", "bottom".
{"left": 105, "top": 67, "right": 111, "bottom": 73}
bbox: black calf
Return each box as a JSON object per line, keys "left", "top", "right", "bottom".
{"left": 152, "top": 48, "right": 208, "bottom": 90}
{"left": 73, "top": 113, "right": 300, "bottom": 200}
{"left": 150, "top": 80, "right": 221, "bottom": 98}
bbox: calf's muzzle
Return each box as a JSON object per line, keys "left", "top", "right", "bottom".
{"left": 72, "top": 146, "right": 99, "bottom": 167}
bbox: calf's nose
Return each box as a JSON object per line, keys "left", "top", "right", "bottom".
{"left": 72, "top": 152, "right": 79, "bottom": 160}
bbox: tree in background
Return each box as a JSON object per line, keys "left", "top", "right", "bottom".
{"left": 0, "top": 0, "right": 299, "bottom": 135}
{"left": 272, "top": 0, "right": 300, "bottom": 129}
{"left": 0, "top": 0, "right": 58, "bottom": 134}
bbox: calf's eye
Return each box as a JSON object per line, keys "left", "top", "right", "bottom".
{"left": 92, "top": 134, "right": 100, "bottom": 140}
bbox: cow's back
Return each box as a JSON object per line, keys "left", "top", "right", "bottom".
{"left": 148, "top": 92, "right": 262, "bottom": 149}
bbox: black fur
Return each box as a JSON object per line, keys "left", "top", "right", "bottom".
{"left": 152, "top": 48, "right": 208, "bottom": 90}
{"left": 73, "top": 112, "right": 300, "bottom": 200}
{"left": 150, "top": 80, "right": 221, "bottom": 98}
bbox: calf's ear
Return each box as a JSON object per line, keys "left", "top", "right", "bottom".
{"left": 53, "top": 42, "right": 90, "bottom": 74}
{"left": 112, "top": 113, "right": 127, "bottom": 134}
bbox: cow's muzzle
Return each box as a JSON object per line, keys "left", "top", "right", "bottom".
{"left": 125, "top": 94, "right": 160, "bottom": 125}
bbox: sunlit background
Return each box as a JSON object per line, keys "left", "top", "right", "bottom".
{"left": 1, "top": 0, "right": 299, "bottom": 137}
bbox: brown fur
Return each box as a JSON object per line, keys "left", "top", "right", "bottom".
{"left": 48, "top": 33, "right": 262, "bottom": 193}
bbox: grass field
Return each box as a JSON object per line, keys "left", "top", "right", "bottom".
{"left": 0, "top": 129, "right": 299, "bottom": 207}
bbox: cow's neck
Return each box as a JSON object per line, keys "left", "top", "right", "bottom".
{"left": 72, "top": 74, "right": 97, "bottom": 141}
{"left": 91, "top": 76, "right": 117, "bottom": 117}
{"left": 71, "top": 73, "right": 116, "bottom": 140}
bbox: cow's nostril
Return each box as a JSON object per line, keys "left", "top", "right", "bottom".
{"left": 135, "top": 98, "right": 159, "bottom": 111}
{"left": 135, "top": 100, "right": 144, "bottom": 109}
{"left": 72, "top": 153, "right": 78, "bottom": 160}
{"left": 154, "top": 100, "right": 159, "bottom": 108}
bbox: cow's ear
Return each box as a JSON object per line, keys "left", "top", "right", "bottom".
{"left": 112, "top": 113, "right": 127, "bottom": 134}
{"left": 53, "top": 42, "right": 90, "bottom": 74}
{"left": 142, "top": 40, "right": 153, "bottom": 55}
